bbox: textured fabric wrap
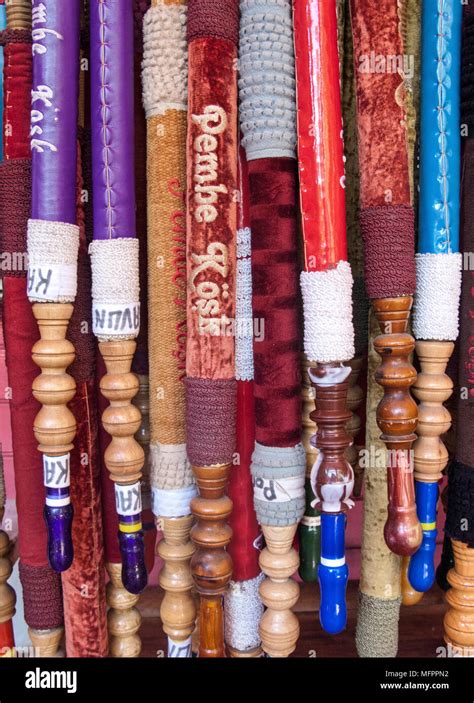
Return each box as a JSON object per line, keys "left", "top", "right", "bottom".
{"left": 186, "top": 37, "right": 237, "bottom": 380}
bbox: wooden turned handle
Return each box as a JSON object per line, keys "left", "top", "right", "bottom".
{"left": 191, "top": 463, "right": 232, "bottom": 658}
{"left": 31, "top": 303, "right": 76, "bottom": 572}
{"left": 99, "top": 341, "right": 147, "bottom": 594}
{"left": 158, "top": 515, "right": 196, "bottom": 657}
{"left": 309, "top": 365, "right": 353, "bottom": 635}
{"left": 373, "top": 322, "right": 422, "bottom": 557}
{"left": 106, "top": 562, "right": 141, "bottom": 658}
{"left": 258, "top": 524, "right": 300, "bottom": 657}
{"left": 444, "top": 541, "right": 474, "bottom": 655}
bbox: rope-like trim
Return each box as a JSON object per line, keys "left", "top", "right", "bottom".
{"left": 142, "top": 3, "right": 188, "bottom": 117}
{"left": 356, "top": 592, "right": 401, "bottom": 658}
{"left": 236, "top": 226, "right": 254, "bottom": 381}
{"left": 27, "top": 219, "right": 79, "bottom": 302}
{"left": 149, "top": 442, "right": 194, "bottom": 490}
{"left": 300, "top": 261, "right": 355, "bottom": 364}
{"left": 238, "top": 0, "right": 296, "bottom": 160}
{"left": 89, "top": 237, "right": 140, "bottom": 340}
{"left": 413, "top": 252, "right": 462, "bottom": 341}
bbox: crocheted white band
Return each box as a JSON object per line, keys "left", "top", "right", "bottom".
{"left": 300, "top": 261, "right": 355, "bottom": 363}
{"left": 224, "top": 574, "right": 264, "bottom": 652}
{"left": 150, "top": 442, "right": 194, "bottom": 490}
{"left": 142, "top": 3, "right": 187, "bottom": 117}
{"left": 151, "top": 484, "right": 197, "bottom": 518}
{"left": 89, "top": 238, "right": 140, "bottom": 341}
{"left": 27, "top": 219, "right": 79, "bottom": 302}
{"left": 413, "top": 252, "right": 462, "bottom": 341}
{"left": 236, "top": 227, "right": 254, "bottom": 382}
{"left": 239, "top": 0, "right": 296, "bottom": 160}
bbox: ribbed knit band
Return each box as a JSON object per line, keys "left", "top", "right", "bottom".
{"left": 187, "top": 0, "right": 239, "bottom": 44}
{"left": 19, "top": 562, "right": 64, "bottom": 630}
{"left": 356, "top": 592, "right": 401, "bottom": 658}
{"left": 239, "top": 0, "right": 296, "bottom": 160}
{"left": 186, "top": 377, "right": 237, "bottom": 466}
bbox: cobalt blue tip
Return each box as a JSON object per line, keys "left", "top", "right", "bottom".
{"left": 44, "top": 504, "right": 74, "bottom": 572}
{"left": 119, "top": 531, "right": 148, "bottom": 595}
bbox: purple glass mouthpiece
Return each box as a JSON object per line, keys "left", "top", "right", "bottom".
{"left": 44, "top": 504, "right": 74, "bottom": 572}
{"left": 119, "top": 530, "right": 147, "bottom": 595}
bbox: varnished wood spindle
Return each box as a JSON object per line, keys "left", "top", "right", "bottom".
{"left": 99, "top": 340, "right": 146, "bottom": 595}
{"left": 5, "top": 0, "right": 31, "bottom": 29}
{"left": 0, "top": 531, "right": 15, "bottom": 656}
{"left": 190, "top": 464, "right": 232, "bottom": 658}
{"left": 310, "top": 367, "right": 353, "bottom": 635}
{"left": 372, "top": 296, "right": 422, "bottom": 557}
{"left": 32, "top": 303, "right": 75, "bottom": 571}
{"left": 413, "top": 341, "right": 453, "bottom": 483}
{"left": 32, "top": 304, "right": 76, "bottom": 455}
{"left": 99, "top": 341, "right": 143, "bottom": 484}
{"left": 29, "top": 627, "right": 63, "bottom": 658}
{"left": 158, "top": 515, "right": 196, "bottom": 657}
{"left": 404, "top": 341, "right": 454, "bottom": 598}
{"left": 228, "top": 644, "right": 261, "bottom": 658}
{"left": 259, "top": 525, "right": 300, "bottom": 658}
{"left": 106, "top": 562, "right": 141, "bottom": 658}
{"left": 444, "top": 541, "right": 474, "bottom": 656}
{"left": 347, "top": 356, "right": 364, "bottom": 497}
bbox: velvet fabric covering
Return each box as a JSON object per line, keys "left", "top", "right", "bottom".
{"left": 0, "top": 30, "right": 30, "bottom": 159}
{"left": 350, "top": 0, "right": 412, "bottom": 209}
{"left": 186, "top": 36, "right": 237, "bottom": 381}
{"left": 248, "top": 158, "right": 301, "bottom": 448}
{"left": 351, "top": 0, "right": 415, "bottom": 657}
{"left": 61, "top": 139, "right": 108, "bottom": 658}
{"left": 228, "top": 380, "right": 260, "bottom": 580}
{"left": 0, "top": 25, "right": 63, "bottom": 631}
{"left": 351, "top": 0, "right": 416, "bottom": 299}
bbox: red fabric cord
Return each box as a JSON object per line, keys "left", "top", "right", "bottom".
{"left": 19, "top": 563, "right": 64, "bottom": 631}
{"left": 249, "top": 158, "right": 302, "bottom": 448}
{"left": 1, "top": 37, "right": 31, "bottom": 160}
{"left": 62, "top": 380, "right": 108, "bottom": 657}
{"left": 360, "top": 205, "right": 416, "bottom": 299}
{"left": 187, "top": 0, "right": 239, "bottom": 45}
{"left": 228, "top": 381, "right": 261, "bottom": 581}
{"left": 0, "top": 159, "right": 30, "bottom": 277}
